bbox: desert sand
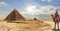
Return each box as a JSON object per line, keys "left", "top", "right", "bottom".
{"left": 0, "top": 19, "right": 54, "bottom": 31}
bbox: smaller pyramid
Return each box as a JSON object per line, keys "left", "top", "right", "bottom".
{"left": 33, "top": 18, "right": 37, "bottom": 20}
{"left": 4, "top": 9, "right": 25, "bottom": 21}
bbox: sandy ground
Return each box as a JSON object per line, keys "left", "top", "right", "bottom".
{"left": 0, "top": 20, "right": 56, "bottom": 31}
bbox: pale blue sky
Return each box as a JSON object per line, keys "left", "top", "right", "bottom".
{"left": 0, "top": 0, "right": 60, "bottom": 19}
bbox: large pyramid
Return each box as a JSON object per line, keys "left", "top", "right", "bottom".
{"left": 4, "top": 9, "right": 25, "bottom": 21}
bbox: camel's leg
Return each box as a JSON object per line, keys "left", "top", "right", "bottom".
{"left": 57, "top": 22, "right": 59, "bottom": 30}
{"left": 58, "top": 22, "right": 59, "bottom": 30}
{"left": 54, "top": 22, "right": 56, "bottom": 29}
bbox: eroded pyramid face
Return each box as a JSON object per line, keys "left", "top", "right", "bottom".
{"left": 4, "top": 9, "right": 25, "bottom": 21}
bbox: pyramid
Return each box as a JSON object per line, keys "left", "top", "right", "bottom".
{"left": 33, "top": 18, "right": 37, "bottom": 20}
{"left": 4, "top": 9, "right": 25, "bottom": 21}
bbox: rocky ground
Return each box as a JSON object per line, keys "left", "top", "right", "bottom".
{"left": 0, "top": 20, "right": 54, "bottom": 31}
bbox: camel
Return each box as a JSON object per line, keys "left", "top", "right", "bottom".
{"left": 51, "top": 10, "right": 60, "bottom": 30}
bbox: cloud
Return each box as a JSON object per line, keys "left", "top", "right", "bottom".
{"left": 24, "top": 4, "right": 37, "bottom": 15}
{"left": 42, "top": 0, "right": 52, "bottom": 2}
{"left": 22, "top": 4, "right": 57, "bottom": 16}
{"left": 0, "top": 2, "right": 7, "bottom": 6}
{"left": 38, "top": 5, "right": 57, "bottom": 14}
{"left": 56, "top": 6, "right": 60, "bottom": 9}
{"left": 21, "top": 3, "right": 57, "bottom": 19}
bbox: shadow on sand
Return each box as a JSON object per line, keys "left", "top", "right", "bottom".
{"left": 53, "top": 29, "right": 60, "bottom": 31}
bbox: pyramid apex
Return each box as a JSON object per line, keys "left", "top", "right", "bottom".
{"left": 13, "top": 8, "right": 17, "bottom": 11}
{"left": 12, "top": 8, "right": 18, "bottom": 12}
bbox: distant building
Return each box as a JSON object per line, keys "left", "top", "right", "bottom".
{"left": 4, "top": 9, "right": 25, "bottom": 21}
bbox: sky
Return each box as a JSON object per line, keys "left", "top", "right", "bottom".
{"left": 0, "top": 0, "right": 60, "bottom": 20}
